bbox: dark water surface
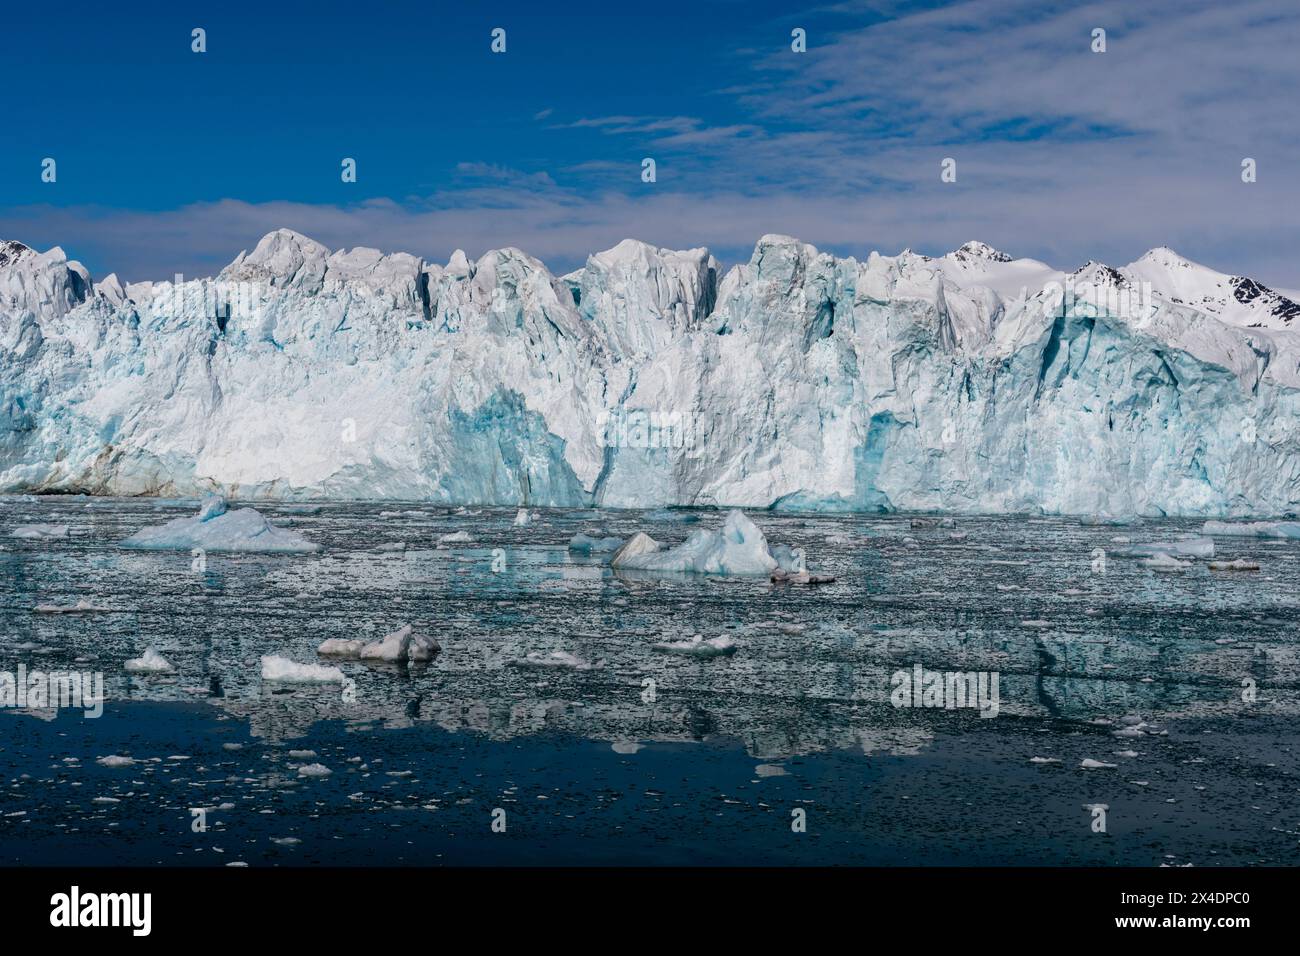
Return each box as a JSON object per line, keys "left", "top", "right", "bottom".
{"left": 2, "top": 496, "right": 1298, "bottom": 865}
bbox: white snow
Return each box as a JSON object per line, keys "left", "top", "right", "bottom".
{"left": 260, "top": 655, "right": 344, "bottom": 683}
{"left": 121, "top": 496, "right": 320, "bottom": 553}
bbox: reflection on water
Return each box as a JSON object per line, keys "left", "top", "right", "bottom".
{"left": 3, "top": 496, "right": 1298, "bottom": 757}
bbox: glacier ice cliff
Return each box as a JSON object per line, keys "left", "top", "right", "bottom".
{"left": 3, "top": 229, "right": 1300, "bottom": 517}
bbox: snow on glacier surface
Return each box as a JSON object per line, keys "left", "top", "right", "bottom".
{"left": 4, "top": 228, "right": 1300, "bottom": 516}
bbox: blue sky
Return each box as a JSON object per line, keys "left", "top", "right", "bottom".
{"left": 2, "top": 0, "right": 1297, "bottom": 286}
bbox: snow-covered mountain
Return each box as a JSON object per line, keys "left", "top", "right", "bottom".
{"left": 3, "top": 228, "right": 1300, "bottom": 516}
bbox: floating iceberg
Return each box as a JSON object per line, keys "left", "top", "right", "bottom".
{"left": 260, "top": 654, "right": 344, "bottom": 683}
{"left": 610, "top": 510, "right": 779, "bottom": 575}
{"left": 120, "top": 495, "right": 321, "bottom": 553}
{"left": 357, "top": 624, "right": 440, "bottom": 664}
{"left": 568, "top": 531, "right": 625, "bottom": 553}
{"left": 96, "top": 755, "right": 136, "bottom": 768}
{"left": 10, "top": 524, "right": 69, "bottom": 540}
{"left": 1125, "top": 537, "right": 1215, "bottom": 559}
{"left": 513, "top": 509, "right": 531, "bottom": 526}
{"left": 124, "top": 648, "right": 174, "bottom": 674}
{"left": 1202, "top": 520, "right": 1300, "bottom": 539}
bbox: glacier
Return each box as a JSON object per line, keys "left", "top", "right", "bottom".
{"left": 3, "top": 229, "right": 1300, "bottom": 516}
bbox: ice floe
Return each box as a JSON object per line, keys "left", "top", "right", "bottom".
{"left": 121, "top": 495, "right": 321, "bottom": 553}
{"left": 1202, "top": 520, "right": 1300, "bottom": 539}
{"left": 10, "top": 523, "right": 69, "bottom": 540}
{"left": 1125, "top": 537, "right": 1215, "bottom": 559}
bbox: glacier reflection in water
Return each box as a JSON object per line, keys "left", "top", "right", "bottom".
{"left": 3, "top": 496, "right": 1297, "bottom": 758}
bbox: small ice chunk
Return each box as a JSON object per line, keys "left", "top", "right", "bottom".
{"left": 260, "top": 655, "right": 344, "bottom": 683}
{"left": 356, "top": 624, "right": 441, "bottom": 663}
{"left": 317, "top": 638, "right": 366, "bottom": 658}
{"left": 1207, "top": 558, "right": 1260, "bottom": 571}
{"left": 514, "top": 509, "right": 531, "bottom": 526}
{"left": 609, "top": 531, "right": 661, "bottom": 566}
{"left": 1141, "top": 551, "right": 1190, "bottom": 570}
{"left": 96, "top": 755, "right": 136, "bottom": 768}
{"left": 408, "top": 632, "right": 441, "bottom": 662}
{"left": 33, "top": 598, "right": 113, "bottom": 614}
{"left": 568, "top": 532, "right": 624, "bottom": 553}
{"left": 438, "top": 530, "right": 473, "bottom": 545}
{"left": 11, "top": 523, "right": 69, "bottom": 540}
{"left": 359, "top": 624, "right": 414, "bottom": 662}
{"left": 124, "top": 648, "right": 174, "bottom": 674}
{"left": 517, "top": 650, "right": 595, "bottom": 670}
{"left": 1127, "top": 537, "right": 1214, "bottom": 559}
{"left": 652, "top": 634, "right": 737, "bottom": 657}
{"left": 1080, "top": 758, "right": 1118, "bottom": 769}
{"left": 297, "top": 763, "right": 332, "bottom": 777}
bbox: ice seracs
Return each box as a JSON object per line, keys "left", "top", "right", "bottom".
{"left": 6, "top": 228, "right": 1300, "bottom": 516}
{"left": 120, "top": 495, "right": 321, "bottom": 553}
